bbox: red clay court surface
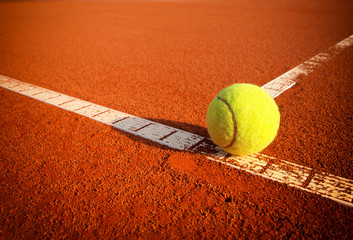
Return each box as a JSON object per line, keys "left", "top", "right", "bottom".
{"left": 1, "top": 0, "right": 353, "bottom": 239}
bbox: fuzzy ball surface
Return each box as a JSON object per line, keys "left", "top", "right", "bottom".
{"left": 206, "top": 83, "right": 280, "bottom": 156}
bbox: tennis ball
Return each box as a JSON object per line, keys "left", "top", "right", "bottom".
{"left": 206, "top": 83, "right": 280, "bottom": 156}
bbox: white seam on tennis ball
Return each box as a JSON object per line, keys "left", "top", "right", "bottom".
{"left": 1, "top": 34, "right": 353, "bottom": 207}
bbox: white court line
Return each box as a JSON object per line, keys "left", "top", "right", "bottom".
{"left": 263, "top": 34, "right": 353, "bottom": 98}
{"left": 1, "top": 34, "right": 353, "bottom": 207}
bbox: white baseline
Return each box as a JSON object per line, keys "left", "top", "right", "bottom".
{"left": 1, "top": 34, "right": 353, "bottom": 207}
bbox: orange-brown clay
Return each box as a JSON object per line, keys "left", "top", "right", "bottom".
{"left": 1, "top": 0, "right": 353, "bottom": 238}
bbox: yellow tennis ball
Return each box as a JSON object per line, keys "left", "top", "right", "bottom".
{"left": 206, "top": 83, "right": 280, "bottom": 156}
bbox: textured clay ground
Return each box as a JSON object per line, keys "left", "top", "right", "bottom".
{"left": 1, "top": 0, "right": 353, "bottom": 239}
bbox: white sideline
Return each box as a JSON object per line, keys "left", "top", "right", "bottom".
{"left": 1, "top": 34, "right": 353, "bottom": 207}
